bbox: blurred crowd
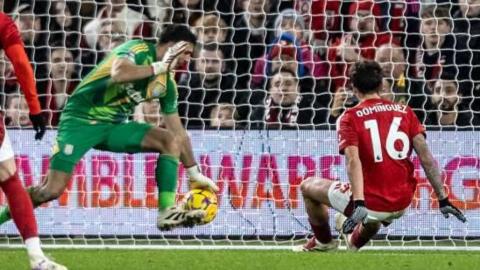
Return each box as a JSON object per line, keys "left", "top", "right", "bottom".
{"left": 1, "top": 0, "right": 480, "bottom": 129}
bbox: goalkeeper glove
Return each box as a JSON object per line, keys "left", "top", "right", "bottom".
{"left": 187, "top": 165, "right": 219, "bottom": 192}
{"left": 342, "top": 200, "right": 368, "bottom": 234}
{"left": 29, "top": 113, "right": 46, "bottom": 140}
{"left": 151, "top": 41, "right": 189, "bottom": 75}
{"left": 439, "top": 198, "right": 467, "bottom": 223}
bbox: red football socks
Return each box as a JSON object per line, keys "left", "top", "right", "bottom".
{"left": 0, "top": 172, "right": 38, "bottom": 240}
{"left": 309, "top": 219, "right": 333, "bottom": 244}
{"left": 350, "top": 224, "right": 374, "bottom": 249}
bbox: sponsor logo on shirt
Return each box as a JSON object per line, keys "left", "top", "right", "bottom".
{"left": 64, "top": 144, "right": 74, "bottom": 155}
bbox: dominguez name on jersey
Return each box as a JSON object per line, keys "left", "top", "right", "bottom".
{"left": 356, "top": 104, "right": 407, "bottom": 117}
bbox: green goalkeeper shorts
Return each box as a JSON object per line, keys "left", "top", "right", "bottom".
{"left": 50, "top": 118, "right": 153, "bottom": 173}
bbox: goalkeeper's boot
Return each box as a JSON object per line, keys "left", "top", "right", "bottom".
{"left": 292, "top": 236, "right": 338, "bottom": 252}
{"left": 31, "top": 257, "right": 68, "bottom": 270}
{"left": 157, "top": 206, "right": 205, "bottom": 231}
{"left": 334, "top": 212, "right": 358, "bottom": 251}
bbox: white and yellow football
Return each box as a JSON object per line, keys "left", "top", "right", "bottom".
{"left": 182, "top": 189, "right": 218, "bottom": 225}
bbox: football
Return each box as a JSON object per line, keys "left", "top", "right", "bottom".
{"left": 182, "top": 189, "right": 218, "bottom": 224}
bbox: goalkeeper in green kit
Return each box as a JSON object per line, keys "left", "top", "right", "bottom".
{"left": 0, "top": 24, "right": 218, "bottom": 231}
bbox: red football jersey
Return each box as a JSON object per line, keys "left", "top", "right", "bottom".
{"left": 337, "top": 98, "right": 425, "bottom": 212}
{"left": 0, "top": 12, "right": 42, "bottom": 114}
{"left": 0, "top": 12, "right": 23, "bottom": 50}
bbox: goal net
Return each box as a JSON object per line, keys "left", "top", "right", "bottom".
{"left": 0, "top": 0, "right": 479, "bottom": 250}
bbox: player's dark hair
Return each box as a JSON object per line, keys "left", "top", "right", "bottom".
{"left": 350, "top": 61, "right": 383, "bottom": 94}
{"left": 158, "top": 24, "right": 197, "bottom": 45}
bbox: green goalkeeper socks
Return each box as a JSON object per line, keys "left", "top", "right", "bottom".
{"left": 156, "top": 155, "right": 179, "bottom": 210}
{"left": 0, "top": 206, "right": 11, "bottom": 225}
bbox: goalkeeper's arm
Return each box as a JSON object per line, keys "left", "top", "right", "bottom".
{"left": 111, "top": 58, "right": 155, "bottom": 83}
{"left": 163, "top": 113, "right": 196, "bottom": 168}
{"left": 163, "top": 113, "right": 219, "bottom": 192}
{"left": 413, "top": 134, "right": 466, "bottom": 222}
{"left": 111, "top": 41, "right": 189, "bottom": 83}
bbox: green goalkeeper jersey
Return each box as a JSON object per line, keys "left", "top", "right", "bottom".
{"left": 61, "top": 39, "right": 178, "bottom": 124}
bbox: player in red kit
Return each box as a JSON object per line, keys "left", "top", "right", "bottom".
{"left": 0, "top": 12, "right": 67, "bottom": 270}
{"left": 293, "top": 61, "right": 466, "bottom": 252}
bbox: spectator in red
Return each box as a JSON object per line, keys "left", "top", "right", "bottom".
{"left": 45, "top": 45, "right": 78, "bottom": 126}
{"left": 327, "top": 0, "right": 395, "bottom": 92}
{"left": 294, "top": 0, "right": 341, "bottom": 55}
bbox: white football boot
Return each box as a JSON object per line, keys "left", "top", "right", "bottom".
{"left": 31, "top": 258, "right": 68, "bottom": 270}
{"left": 157, "top": 206, "right": 205, "bottom": 231}
{"left": 292, "top": 236, "right": 339, "bottom": 252}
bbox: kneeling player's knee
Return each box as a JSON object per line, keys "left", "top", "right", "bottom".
{"left": 301, "top": 177, "right": 331, "bottom": 201}
{"left": 300, "top": 177, "right": 316, "bottom": 196}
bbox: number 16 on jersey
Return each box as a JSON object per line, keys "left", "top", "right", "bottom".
{"left": 364, "top": 117, "right": 410, "bottom": 163}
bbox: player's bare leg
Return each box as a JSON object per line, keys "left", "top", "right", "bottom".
{"left": 0, "top": 159, "right": 67, "bottom": 270}
{"left": 29, "top": 170, "right": 73, "bottom": 206}
{"left": 141, "top": 127, "right": 204, "bottom": 230}
{"left": 293, "top": 177, "right": 338, "bottom": 252}
{"left": 0, "top": 168, "right": 72, "bottom": 222}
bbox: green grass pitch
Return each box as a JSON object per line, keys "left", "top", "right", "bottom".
{"left": 1, "top": 249, "right": 479, "bottom": 270}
